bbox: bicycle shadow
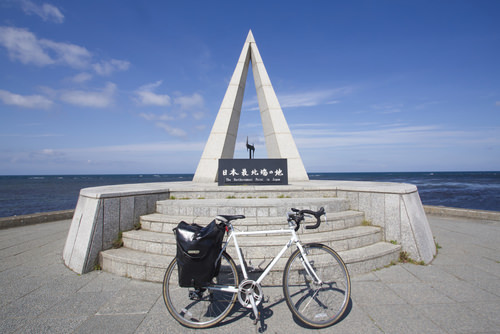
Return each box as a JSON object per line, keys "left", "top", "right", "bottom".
{"left": 219, "top": 286, "right": 353, "bottom": 333}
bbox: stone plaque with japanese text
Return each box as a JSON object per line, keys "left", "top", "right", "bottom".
{"left": 218, "top": 159, "right": 288, "bottom": 186}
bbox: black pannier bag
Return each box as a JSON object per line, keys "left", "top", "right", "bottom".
{"left": 174, "top": 220, "right": 225, "bottom": 288}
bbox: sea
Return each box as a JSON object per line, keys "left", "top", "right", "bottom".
{"left": 0, "top": 172, "right": 499, "bottom": 218}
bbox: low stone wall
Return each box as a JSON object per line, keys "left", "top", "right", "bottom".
{"left": 63, "top": 183, "right": 170, "bottom": 274}
{"left": 424, "top": 205, "right": 500, "bottom": 221}
{"left": 333, "top": 182, "right": 435, "bottom": 263}
{"left": 0, "top": 209, "right": 74, "bottom": 229}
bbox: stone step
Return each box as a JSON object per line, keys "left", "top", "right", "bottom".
{"left": 122, "top": 225, "right": 383, "bottom": 255}
{"left": 140, "top": 210, "right": 366, "bottom": 234}
{"left": 99, "top": 242, "right": 401, "bottom": 284}
{"left": 155, "top": 197, "right": 349, "bottom": 217}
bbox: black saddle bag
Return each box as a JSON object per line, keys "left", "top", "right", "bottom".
{"left": 174, "top": 220, "right": 225, "bottom": 288}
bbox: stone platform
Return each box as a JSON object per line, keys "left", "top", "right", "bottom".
{"left": 63, "top": 180, "right": 436, "bottom": 282}
{"left": 2, "top": 214, "right": 499, "bottom": 333}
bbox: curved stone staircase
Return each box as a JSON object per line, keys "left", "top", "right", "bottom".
{"left": 100, "top": 193, "right": 401, "bottom": 283}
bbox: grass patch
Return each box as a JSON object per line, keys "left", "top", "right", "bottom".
{"left": 258, "top": 196, "right": 268, "bottom": 199}
{"left": 112, "top": 231, "right": 123, "bottom": 248}
{"left": 389, "top": 240, "right": 398, "bottom": 245}
{"left": 361, "top": 219, "right": 372, "bottom": 226}
{"left": 133, "top": 222, "right": 141, "bottom": 230}
{"left": 277, "top": 194, "right": 291, "bottom": 198}
{"left": 226, "top": 195, "right": 236, "bottom": 199}
{"left": 399, "top": 251, "right": 425, "bottom": 265}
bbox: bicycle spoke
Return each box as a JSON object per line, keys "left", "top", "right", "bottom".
{"left": 163, "top": 253, "right": 238, "bottom": 328}
{"left": 283, "top": 244, "right": 350, "bottom": 328}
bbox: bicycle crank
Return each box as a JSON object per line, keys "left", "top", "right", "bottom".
{"left": 238, "top": 280, "right": 263, "bottom": 308}
{"left": 238, "top": 280, "right": 263, "bottom": 323}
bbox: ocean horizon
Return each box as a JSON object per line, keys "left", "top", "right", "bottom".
{"left": 0, "top": 171, "right": 499, "bottom": 218}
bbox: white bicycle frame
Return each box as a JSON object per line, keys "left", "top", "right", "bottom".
{"left": 209, "top": 218, "right": 323, "bottom": 295}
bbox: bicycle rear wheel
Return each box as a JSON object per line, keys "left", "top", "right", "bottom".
{"left": 283, "top": 243, "right": 350, "bottom": 328}
{"left": 163, "top": 252, "right": 239, "bottom": 328}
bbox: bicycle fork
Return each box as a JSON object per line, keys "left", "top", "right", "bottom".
{"left": 296, "top": 243, "right": 323, "bottom": 285}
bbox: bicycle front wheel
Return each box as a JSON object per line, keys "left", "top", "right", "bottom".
{"left": 283, "top": 243, "right": 350, "bottom": 328}
{"left": 163, "top": 252, "right": 239, "bottom": 328}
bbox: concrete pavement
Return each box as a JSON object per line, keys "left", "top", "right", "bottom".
{"left": 1, "top": 215, "right": 499, "bottom": 333}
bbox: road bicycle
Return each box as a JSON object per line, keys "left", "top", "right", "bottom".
{"left": 162, "top": 207, "right": 351, "bottom": 328}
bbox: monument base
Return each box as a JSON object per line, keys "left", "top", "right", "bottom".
{"left": 63, "top": 180, "right": 436, "bottom": 279}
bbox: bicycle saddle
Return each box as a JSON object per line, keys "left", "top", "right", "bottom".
{"left": 215, "top": 215, "right": 245, "bottom": 223}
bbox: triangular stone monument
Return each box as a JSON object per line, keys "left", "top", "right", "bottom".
{"left": 193, "top": 30, "right": 309, "bottom": 183}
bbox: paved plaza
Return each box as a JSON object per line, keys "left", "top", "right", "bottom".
{"left": 1, "top": 214, "right": 499, "bottom": 333}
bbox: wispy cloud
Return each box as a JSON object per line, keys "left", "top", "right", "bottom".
{"left": 0, "top": 26, "right": 129, "bottom": 74}
{"left": 371, "top": 103, "right": 403, "bottom": 114}
{"left": 77, "top": 141, "right": 204, "bottom": 153}
{"left": 279, "top": 88, "right": 351, "bottom": 108}
{"left": 0, "top": 89, "right": 53, "bottom": 109}
{"left": 139, "top": 113, "right": 175, "bottom": 121}
{"left": 134, "top": 81, "right": 171, "bottom": 106}
{"left": 59, "top": 82, "right": 116, "bottom": 108}
{"left": 139, "top": 113, "right": 190, "bottom": 138}
{"left": 70, "top": 72, "right": 93, "bottom": 83}
{"left": 155, "top": 122, "right": 187, "bottom": 137}
{"left": 292, "top": 123, "right": 500, "bottom": 150}
{"left": 20, "top": 0, "right": 64, "bottom": 23}
{"left": 93, "top": 59, "right": 130, "bottom": 76}
{"left": 0, "top": 26, "right": 58, "bottom": 66}
{"left": 40, "top": 38, "right": 91, "bottom": 68}
{"left": 244, "top": 87, "right": 352, "bottom": 110}
{"left": 174, "top": 93, "right": 204, "bottom": 111}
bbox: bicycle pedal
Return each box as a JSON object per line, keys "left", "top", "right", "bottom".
{"left": 253, "top": 312, "right": 260, "bottom": 325}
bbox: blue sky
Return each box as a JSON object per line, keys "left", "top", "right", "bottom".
{"left": 0, "top": 0, "right": 499, "bottom": 175}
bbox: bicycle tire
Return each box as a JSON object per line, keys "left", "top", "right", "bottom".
{"left": 283, "top": 243, "right": 350, "bottom": 328}
{"left": 163, "top": 251, "right": 239, "bottom": 328}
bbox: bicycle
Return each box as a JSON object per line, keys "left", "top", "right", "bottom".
{"left": 162, "top": 207, "right": 351, "bottom": 329}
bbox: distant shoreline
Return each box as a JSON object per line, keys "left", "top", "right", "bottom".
{"left": 1, "top": 205, "right": 499, "bottom": 230}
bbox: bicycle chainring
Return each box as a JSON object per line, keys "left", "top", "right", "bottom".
{"left": 237, "top": 280, "right": 263, "bottom": 309}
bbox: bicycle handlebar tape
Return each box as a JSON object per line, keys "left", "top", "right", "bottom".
{"left": 304, "top": 207, "right": 325, "bottom": 230}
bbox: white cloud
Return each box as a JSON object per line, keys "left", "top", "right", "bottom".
{"left": 0, "top": 26, "right": 129, "bottom": 73}
{"left": 76, "top": 141, "right": 204, "bottom": 153}
{"left": 0, "top": 26, "right": 91, "bottom": 68}
{"left": 279, "top": 87, "right": 353, "bottom": 108}
{"left": 193, "top": 111, "right": 204, "bottom": 120}
{"left": 59, "top": 82, "right": 116, "bottom": 108}
{"left": 371, "top": 103, "right": 403, "bottom": 114}
{"left": 71, "top": 72, "right": 93, "bottom": 83}
{"left": 244, "top": 87, "right": 352, "bottom": 110}
{"left": 20, "top": 0, "right": 64, "bottom": 23}
{"left": 291, "top": 123, "right": 500, "bottom": 151}
{"left": 136, "top": 91, "right": 171, "bottom": 106}
{"left": 174, "top": 93, "right": 204, "bottom": 110}
{"left": 134, "top": 81, "right": 171, "bottom": 106}
{"left": 0, "top": 89, "right": 53, "bottom": 109}
{"left": 155, "top": 122, "right": 187, "bottom": 137}
{"left": 0, "top": 26, "right": 54, "bottom": 66}
{"left": 93, "top": 59, "right": 130, "bottom": 76}
{"left": 139, "top": 113, "right": 175, "bottom": 121}
{"left": 39, "top": 39, "right": 91, "bottom": 68}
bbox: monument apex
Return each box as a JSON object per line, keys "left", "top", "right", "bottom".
{"left": 193, "top": 30, "right": 309, "bottom": 183}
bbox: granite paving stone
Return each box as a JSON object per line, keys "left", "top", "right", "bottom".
{"left": 0, "top": 215, "right": 499, "bottom": 333}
